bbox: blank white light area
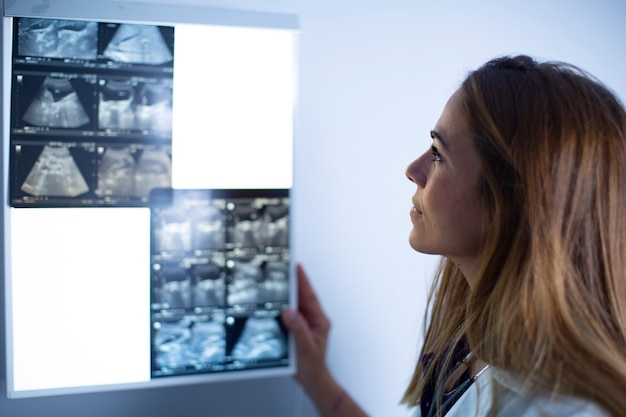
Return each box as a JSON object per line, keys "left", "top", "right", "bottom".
{"left": 171, "top": 24, "right": 295, "bottom": 189}
{"left": 8, "top": 208, "right": 151, "bottom": 392}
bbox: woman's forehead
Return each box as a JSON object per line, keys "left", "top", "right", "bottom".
{"left": 433, "top": 91, "right": 472, "bottom": 153}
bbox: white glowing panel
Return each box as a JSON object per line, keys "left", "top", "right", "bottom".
{"left": 172, "top": 24, "right": 295, "bottom": 189}
{"left": 10, "top": 208, "right": 151, "bottom": 391}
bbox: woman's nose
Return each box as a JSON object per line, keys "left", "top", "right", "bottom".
{"left": 406, "top": 152, "right": 427, "bottom": 188}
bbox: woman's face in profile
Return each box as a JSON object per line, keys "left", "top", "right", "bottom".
{"left": 405, "top": 90, "right": 486, "bottom": 282}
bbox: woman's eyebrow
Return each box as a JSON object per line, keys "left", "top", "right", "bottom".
{"left": 430, "top": 129, "right": 449, "bottom": 150}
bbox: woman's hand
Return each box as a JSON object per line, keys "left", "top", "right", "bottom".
{"left": 281, "top": 265, "right": 369, "bottom": 416}
{"left": 281, "top": 264, "right": 332, "bottom": 389}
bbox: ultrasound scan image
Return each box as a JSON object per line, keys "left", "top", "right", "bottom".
{"left": 135, "top": 81, "right": 173, "bottom": 132}
{"left": 149, "top": 191, "right": 291, "bottom": 376}
{"left": 98, "top": 79, "right": 136, "bottom": 130}
{"left": 17, "top": 18, "right": 98, "bottom": 60}
{"left": 20, "top": 145, "right": 90, "bottom": 197}
{"left": 134, "top": 147, "right": 171, "bottom": 197}
{"left": 262, "top": 204, "right": 289, "bottom": 246}
{"left": 230, "top": 202, "right": 289, "bottom": 248}
{"left": 154, "top": 319, "right": 226, "bottom": 370}
{"left": 227, "top": 258, "right": 290, "bottom": 305}
{"left": 98, "top": 79, "right": 172, "bottom": 132}
{"left": 22, "top": 77, "right": 91, "bottom": 128}
{"left": 153, "top": 206, "right": 192, "bottom": 253}
{"left": 230, "top": 317, "right": 287, "bottom": 361}
{"left": 103, "top": 24, "right": 173, "bottom": 65}
{"left": 227, "top": 258, "right": 263, "bottom": 305}
{"left": 95, "top": 146, "right": 136, "bottom": 196}
{"left": 154, "top": 263, "right": 193, "bottom": 309}
{"left": 191, "top": 263, "right": 226, "bottom": 307}
{"left": 189, "top": 321, "right": 228, "bottom": 363}
{"left": 231, "top": 205, "right": 264, "bottom": 248}
{"left": 191, "top": 205, "right": 226, "bottom": 250}
{"left": 258, "top": 260, "right": 289, "bottom": 303}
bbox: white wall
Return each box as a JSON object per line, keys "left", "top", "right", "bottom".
{"left": 2, "top": 1, "right": 626, "bottom": 416}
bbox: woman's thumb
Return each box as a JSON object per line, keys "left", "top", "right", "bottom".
{"left": 281, "top": 308, "right": 301, "bottom": 331}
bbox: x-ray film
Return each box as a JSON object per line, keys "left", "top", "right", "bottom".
{"left": 20, "top": 145, "right": 90, "bottom": 197}
{"left": 9, "top": 17, "right": 174, "bottom": 208}
{"left": 150, "top": 189, "right": 290, "bottom": 377}
{"left": 98, "top": 78, "right": 173, "bottom": 132}
{"left": 22, "top": 77, "right": 91, "bottom": 128}
{"left": 191, "top": 262, "right": 227, "bottom": 307}
{"left": 17, "top": 18, "right": 98, "bottom": 60}
{"left": 10, "top": 142, "right": 172, "bottom": 207}
{"left": 11, "top": 142, "right": 96, "bottom": 204}
{"left": 134, "top": 147, "right": 172, "bottom": 197}
{"left": 230, "top": 316, "right": 287, "bottom": 361}
{"left": 152, "top": 316, "right": 227, "bottom": 375}
{"left": 14, "top": 74, "right": 96, "bottom": 131}
{"left": 228, "top": 259, "right": 289, "bottom": 305}
{"left": 103, "top": 24, "right": 173, "bottom": 65}
{"left": 97, "top": 144, "right": 172, "bottom": 201}
{"left": 95, "top": 146, "right": 136, "bottom": 196}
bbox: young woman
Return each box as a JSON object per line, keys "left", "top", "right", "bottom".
{"left": 281, "top": 55, "right": 626, "bottom": 417}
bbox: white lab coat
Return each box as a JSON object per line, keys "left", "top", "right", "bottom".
{"left": 415, "top": 367, "right": 608, "bottom": 417}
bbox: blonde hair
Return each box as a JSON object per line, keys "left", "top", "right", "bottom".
{"left": 402, "top": 55, "right": 626, "bottom": 416}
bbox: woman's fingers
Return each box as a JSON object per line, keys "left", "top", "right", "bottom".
{"left": 295, "top": 264, "right": 330, "bottom": 334}
{"left": 281, "top": 263, "right": 332, "bottom": 386}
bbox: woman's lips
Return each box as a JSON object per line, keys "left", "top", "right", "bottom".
{"left": 410, "top": 206, "right": 423, "bottom": 216}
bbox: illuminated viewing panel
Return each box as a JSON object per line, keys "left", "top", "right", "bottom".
{"left": 3, "top": 8, "right": 297, "bottom": 399}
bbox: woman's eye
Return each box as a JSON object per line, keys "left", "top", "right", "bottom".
{"left": 431, "top": 145, "right": 442, "bottom": 162}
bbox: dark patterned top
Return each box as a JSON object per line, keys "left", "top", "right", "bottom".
{"left": 420, "top": 336, "right": 472, "bottom": 417}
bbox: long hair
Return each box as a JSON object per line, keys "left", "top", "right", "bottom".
{"left": 402, "top": 55, "right": 626, "bottom": 416}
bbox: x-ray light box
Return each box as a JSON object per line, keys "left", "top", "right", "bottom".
{"left": 2, "top": 0, "right": 298, "bottom": 399}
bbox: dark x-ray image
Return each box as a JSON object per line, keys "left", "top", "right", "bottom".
{"left": 19, "top": 144, "right": 90, "bottom": 197}
{"left": 153, "top": 262, "right": 193, "bottom": 310}
{"left": 152, "top": 195, "right": 226, "bottom": 254}
{"left": 17, "top": 18, "right": 98, "bottom": 60}
{"left": 230, "top": 205, "right": 263, "bottom": 248}
{"left": 95, "top": 145, "right": 171, "bottom": 199}
{"left": 19, "top": 76, "right": 93, "bottom": 129}
{"left": 227, "top": 258, "right": 290, "bottom": 306}
{"left": 134, "top": 147, "right": 172, "bottom": 198}
{"left": 263, "top": 204, "right": 289, "bottom": 246}
{"left": 191, "top": 262, "right": 226, "bottom": 307}
{"left": 9, "top": 15, "right": 173, "bottom": 208}
{"left": 153, "top": 318, "right": 226, "bottom": 371}
{"left": 152, "top": 206, "right": 193, "bottom": 253}
{"left": 230, "top": 316, "right": 287, "bottom": 362}
{"left": 191, "top": 204, "right": 226, "bottom": 250}
{"left": 153, "top": 257, "right": 227, "bottom": 310}
{"left": 95, "top": 146, "right": 136, "bottom": 196}
{"left": 98, "top": 78, "right": 173, "bottom": 132}
{"left": 227, "top": 258, "right": 263, "bottom": 305}
{"left": 102, "top": 24, "right": 173, "bottom": 65}
{"left": 259, "top": 260, "right": 289, "bottom": 303}
{"left": 150, "top": 190, "right": 290, "bottom": 377}
{"left": 230, "top": 202, "right": 289, "bottom": 248}
{"left": 151, "top": 190, "right": 289, "bottom": 255}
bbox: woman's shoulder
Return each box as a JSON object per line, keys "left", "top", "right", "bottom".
{"left": 415, "top": 367, "right": 609, "bottom": 417}
{"left": 494, "top": 390, "right": 608, "bottom": 417}
{"left": 490, "top": 369, "right": 607, "bottom": 417}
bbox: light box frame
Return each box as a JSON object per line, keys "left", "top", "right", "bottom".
{"left": 2, "top": 0, "right": 298, "bottom": 399}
